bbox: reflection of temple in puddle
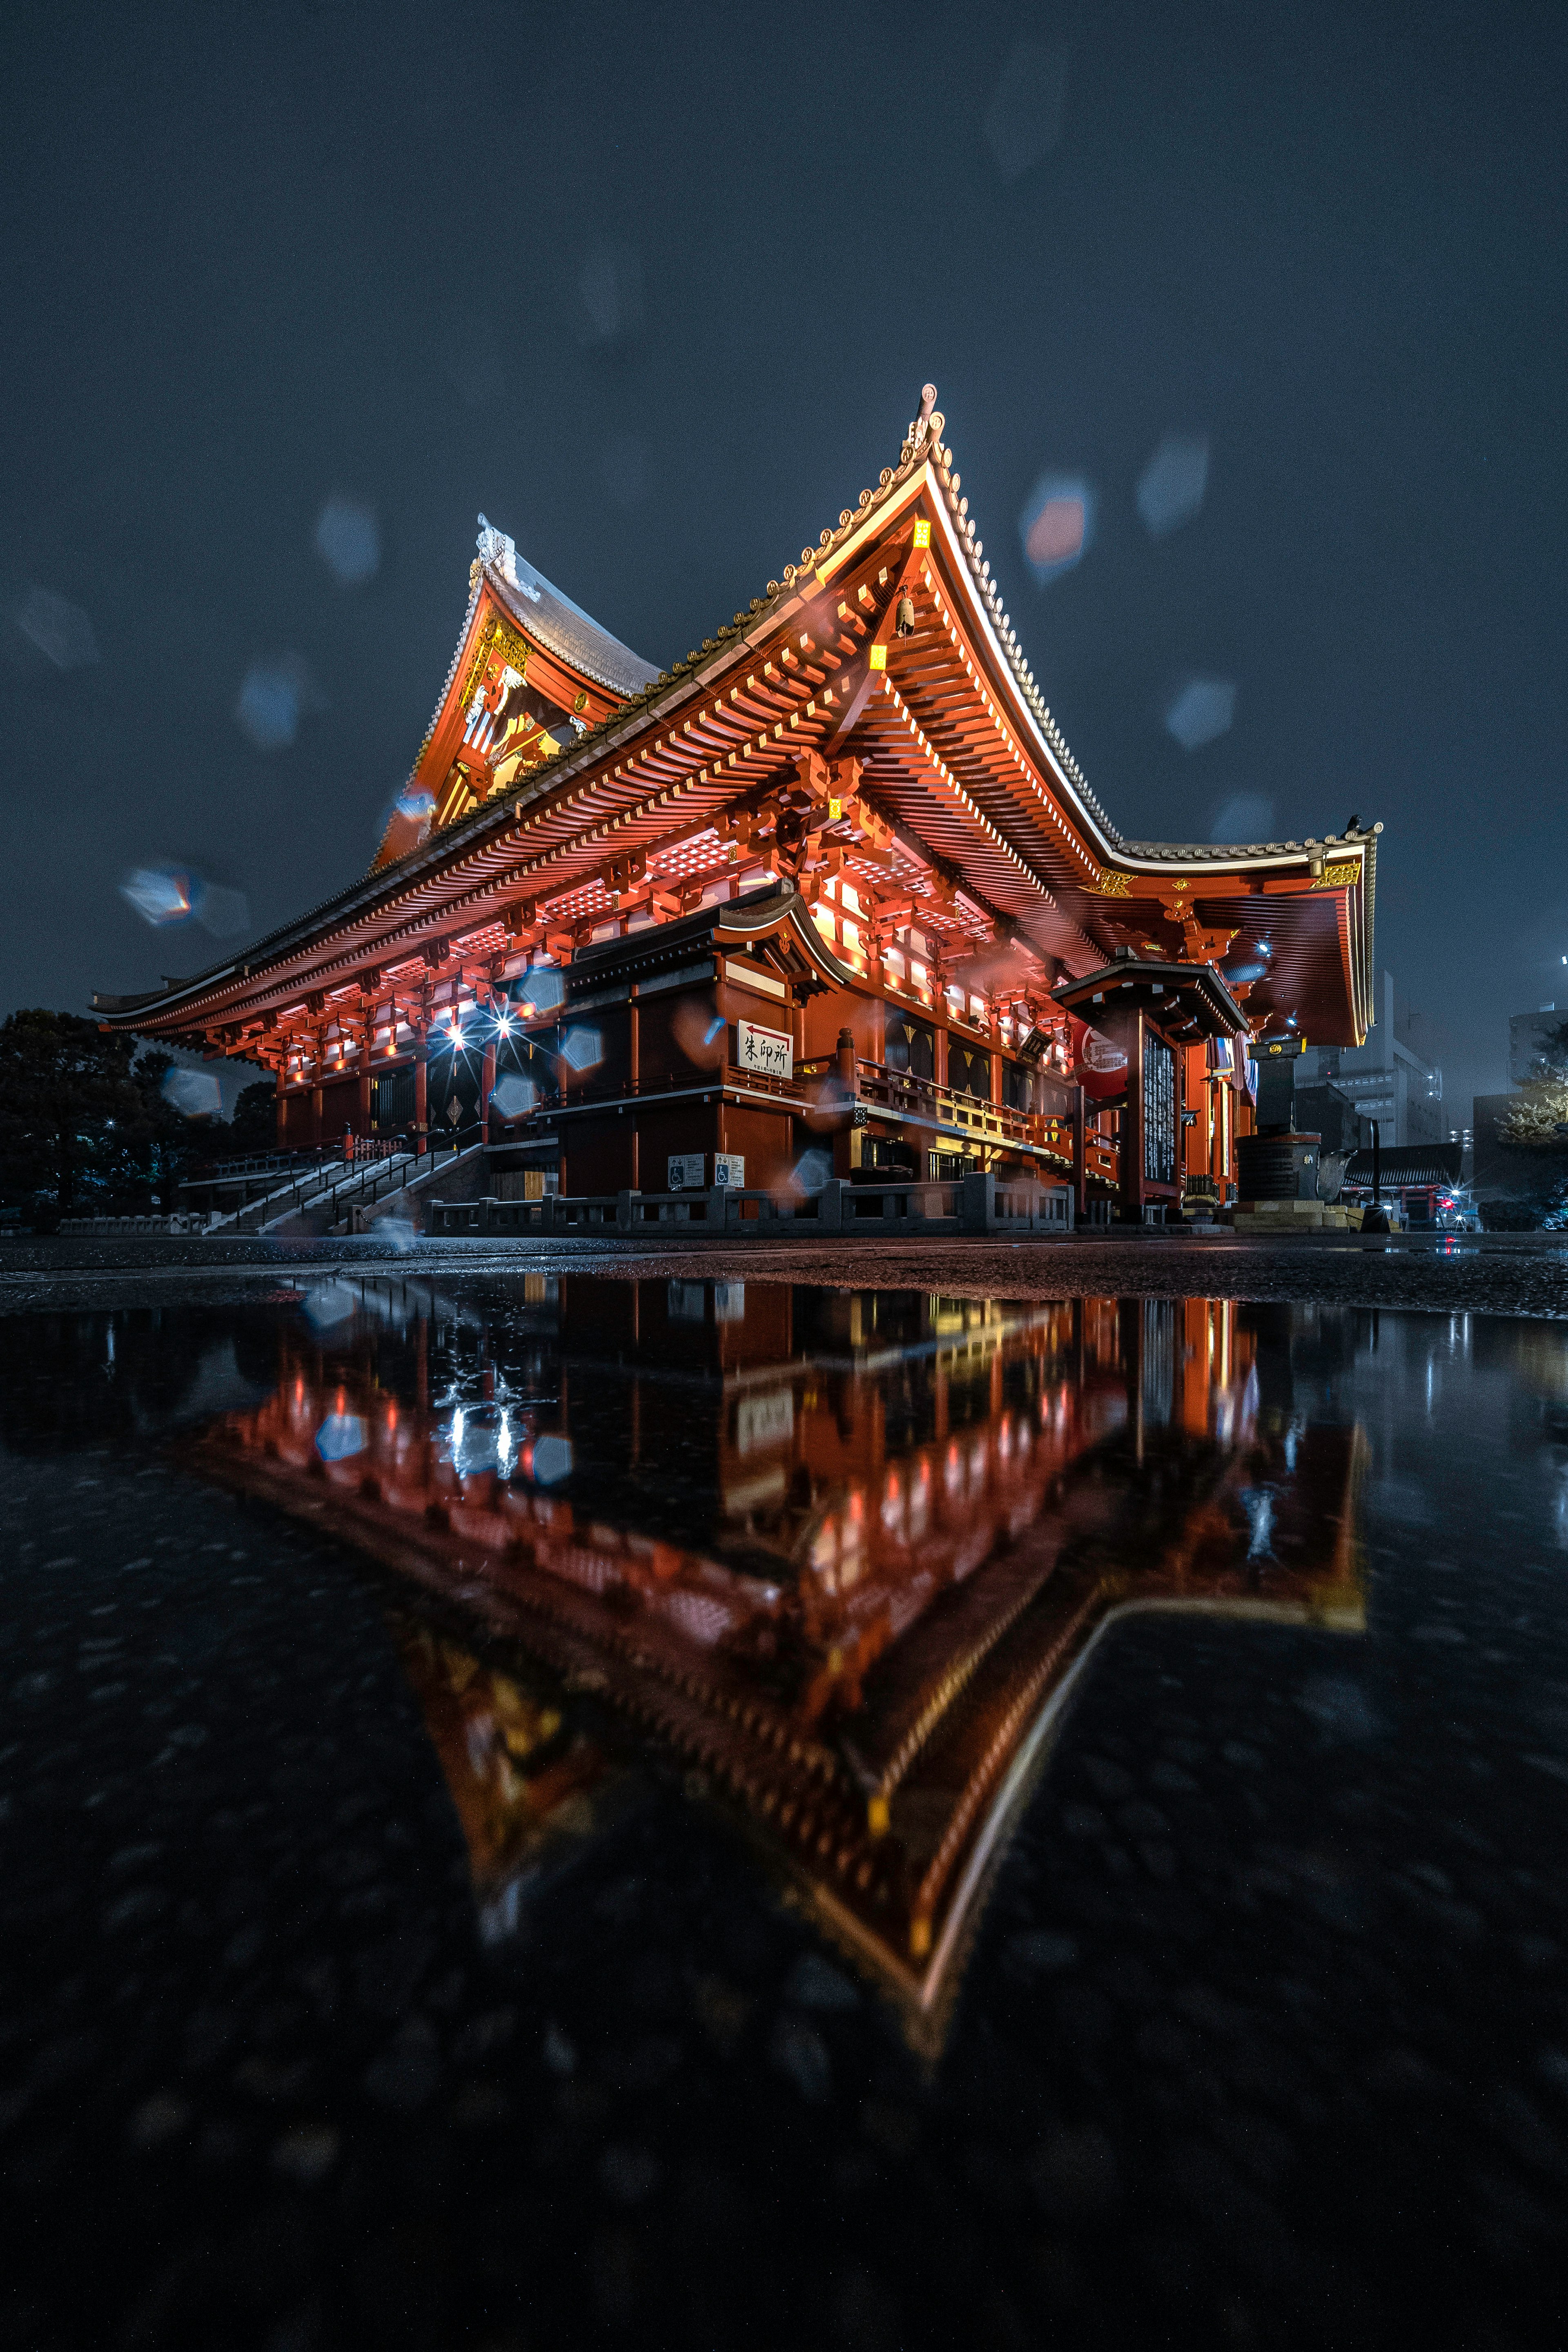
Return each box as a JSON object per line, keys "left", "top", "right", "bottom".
{"left": 196, "top": 1280, "right": 1366, "bottom": 2050}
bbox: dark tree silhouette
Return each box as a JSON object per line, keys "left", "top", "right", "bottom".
{"left": 0, "top": 1011, "right": 221, "bottom": 1215}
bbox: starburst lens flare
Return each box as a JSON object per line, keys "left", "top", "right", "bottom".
{"left": 488, "top": 1076, "right": 536, "bottom": 1121}
{"left": 395, "top": 788, "right": 434, "bottom": 822}
{"left": 314, "top": 1412, "right": 367, "bottom": 1463}
{"left": 160, "top": 1067, "right": 222, "bottom": 1119}
{"left": 1165, "top": 677, "right": 1236, "bottom": 752}
{"left": 314, "top": 495, "right": 381, "bottom": 586}
{"left": 1137, "top": 434, "right": 1210, "bottom": 538}
{"left": 791, "top": 1148, "right": 833, "bottom": 1195}
{"left": 1018, "top": 475, "right": 1093, "bottom": 584}
{"left": 560, "top": 1026, "right": 604, "bottom": 1073}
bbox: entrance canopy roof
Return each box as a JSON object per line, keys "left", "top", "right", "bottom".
{"left": 1052, "top": 953, "right": 1252, "bottom": 1043}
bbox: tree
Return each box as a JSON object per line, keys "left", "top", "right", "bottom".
{"left": 0, "top": 1010, "right": 152, "bottom": 1213}
{"left": 0, "top": 1014, "right": 236, "bottom": 1218}
{"left": 128, "top": 1051, "right": 220, "bottom": 1200}
{"left": 229, "top": 1081, "right": 278, "bottom": 1154}
{"left": 1497, "top": 1074, "right": 1568, "bottom": 1151}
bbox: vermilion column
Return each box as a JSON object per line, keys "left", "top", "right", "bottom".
{"left": 413, "top": 1022, "right": 429, "bottom": 1155}
{"left": 1072, "top": 1083, "right": 1087, "bottom": 1222}
{"left": 274, "top": 1058, "right": 286, "bottom": 1150}
{"left": 359, "top": 1024, "right": 373, "bottom": 1137}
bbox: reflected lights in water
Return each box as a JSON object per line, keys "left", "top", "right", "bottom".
{"left": 193, "top": 1281, "right": 1366, "bottom": 2048}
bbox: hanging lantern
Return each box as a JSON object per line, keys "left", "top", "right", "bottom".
{"left": 896, "top": 590, "right": 915, "bottom": 637}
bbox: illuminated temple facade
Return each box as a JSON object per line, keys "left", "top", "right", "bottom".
{"left": 95, "top": 388, "right": 1379, "bottom": 1221}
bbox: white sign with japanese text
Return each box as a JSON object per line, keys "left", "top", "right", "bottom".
{"left": 737, "top": 1019, "right": 793, "bottom": 1080}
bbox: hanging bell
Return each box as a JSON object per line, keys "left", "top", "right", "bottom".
{"left": 896, "top": 590, "right": 916, "bottom": 637}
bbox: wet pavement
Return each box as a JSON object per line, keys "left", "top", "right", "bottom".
{"left": 3, "top": 1227, "right": 1568, "bottom": 1319}
{"left": 4, "top": 1262, "right": 1568, "bottom": 2349}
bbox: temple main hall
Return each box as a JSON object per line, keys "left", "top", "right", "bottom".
{"left": 94, "top": 386, "right": 1378, "bottom": 1224}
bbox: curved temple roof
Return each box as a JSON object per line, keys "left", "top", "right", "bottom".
{"left": 94, "top": 389, "right": 1379, "bottom": 1061}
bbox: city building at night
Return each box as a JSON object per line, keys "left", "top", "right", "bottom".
{"left": 1304, "top": 969, "right": 1439, "bottom": 1148}
{"left": 94, "top": 390, "right": 1379, "bottom": 1223}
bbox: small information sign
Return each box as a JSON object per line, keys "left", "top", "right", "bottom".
{"left": 737, "top": 1020, "right": 793, "bottom": 1080}
{"left": 667, "top": 1153, "right": 706, "bottom": 1191}
{"left": 713, "top": 1153, "right": 745, "bottom": 1189}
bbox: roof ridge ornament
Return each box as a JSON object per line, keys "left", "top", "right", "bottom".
{"left": 476, "top": 512, "right": 538, "bottom": 601}
{"left": 900, "top": 382, "right": 944, "bottom": 469}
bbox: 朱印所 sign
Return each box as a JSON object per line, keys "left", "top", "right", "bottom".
{"left": 737, "top": 1020, "right": 793, "bottom": 1080}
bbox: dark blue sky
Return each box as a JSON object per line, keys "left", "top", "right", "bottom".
{"left": 3, "top": 1, "right": 1564, "bottom": 1120}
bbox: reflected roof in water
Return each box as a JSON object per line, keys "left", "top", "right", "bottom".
{"left": 191, "top": 1279, "right": 1366, "bottom": 2044}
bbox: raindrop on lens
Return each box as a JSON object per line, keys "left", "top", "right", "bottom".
{"left": 314, "top": 495, "right": 381, "bottom": 586}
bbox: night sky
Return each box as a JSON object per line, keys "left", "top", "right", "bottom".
{"left": 3, "top": 2, "right": 1564, "bottom": 1121}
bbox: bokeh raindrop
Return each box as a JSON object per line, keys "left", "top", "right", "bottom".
{"left": 1137, "top": 434, "right": 1210, "bottom": 538}
{"left": 15, "top": 585, "right": 98, "bottom": 670}
{"left": 160, "top": 1066, "right": 222, "bottom": 1118}
{"left": 578, "top": 243, "right": 645, "bottom": 351}
{"left": 1018, "top": 474, "right": 1094, "bottom": 584}
{"left": 236, "top": 655, "right": 321, "bottom": 753}
{"left": 1210, "top": 792, "right": 1273, "bottom": 843}
{"left": 314, "top": 495, "right": 381, "bottom": 586}
{"left": 1165, "top": 677, "right": 1236, "bottom": 751}
{"left": 982, "top": 38, "right": 1069, "bottom": 182}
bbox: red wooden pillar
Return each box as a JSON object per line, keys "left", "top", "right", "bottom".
{"left": 359, "top": 1026, "right": 373, "bottom": 1137}
{"left": 413, "top": 1024, "right": 429, "bottom": 1155}
{"left": 274, "top": 1058, "right": 286, "bottom": 1149}
{"left": 1072, "top": 1083, "right": 1087, "bottom": 1222}
{"left": 833, "top": 1025, "right": 859, "bottom": 1178}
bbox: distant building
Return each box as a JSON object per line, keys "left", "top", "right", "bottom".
{"left": 1305, "top": 971, "right": 1442, "bottom": 1147}
{"left": 1509, "top": 1006, "right": 1568, "bottom": 1085}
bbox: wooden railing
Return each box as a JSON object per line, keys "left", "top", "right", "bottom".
{"left": 488, "top": 1049, "right": 1116, "bottom": 1183}
{"left": 851, "top": 1059, "right": 1079, "bottom": 1165}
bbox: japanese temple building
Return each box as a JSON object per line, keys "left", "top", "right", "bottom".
{"left": 94, "top": 386, "right": 1379, "bottom": 1222}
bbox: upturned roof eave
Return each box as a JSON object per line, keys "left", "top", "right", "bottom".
{"left": 91, "top": 390, "right": 1379, "bottom": 1042}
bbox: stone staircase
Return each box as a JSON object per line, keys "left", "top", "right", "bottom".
{"left": 209, "top": 1151, "right": 418, "bottom": 1238}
